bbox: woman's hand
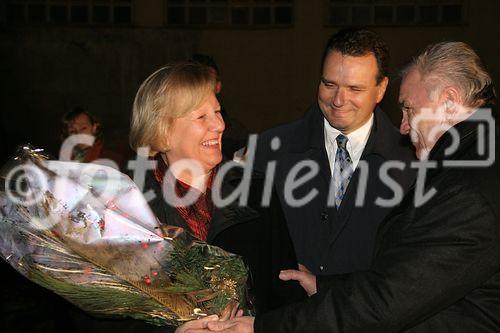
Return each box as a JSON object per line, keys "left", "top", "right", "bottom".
{"left": 175, "top": 315, "right": 219, "bottom": 333}
{"left": 175, "top": 301, "right": 243, "bottom": 333}
{"left": 279, "top": 263, "right": 317, "bottom": 296}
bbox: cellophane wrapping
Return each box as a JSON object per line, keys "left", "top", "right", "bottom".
{"left": 0, "top": 146, "right": 249, "bottom": 327}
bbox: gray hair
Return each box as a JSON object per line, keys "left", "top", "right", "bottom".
{"left": 402, "top": 41, "right": 495, "bottom": 108}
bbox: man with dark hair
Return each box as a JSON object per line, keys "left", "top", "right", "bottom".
{"left": 176, "top": 27, "right": 416, "bottom": 332}
{"left": 321, "top": 27, "right": 390, "bottom": 84}
{"left": 250, "top": 28, "right": 415, "bottom": 278}
{"left": 200, "top": 41, "right": 500, "bottom": 333}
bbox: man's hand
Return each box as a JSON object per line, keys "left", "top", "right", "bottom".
{"left": 205, "top": 316, "right": 255, "bottom": 333}
{"left": 219, "top": 301, "right": 243, "bottom": 321}
{"left": 175, "top": 315, "right": 219, "bottom": 333}
{"left": 279, "top": 263, "right": 317, "bottom": 296}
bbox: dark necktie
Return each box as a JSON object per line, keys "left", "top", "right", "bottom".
{"left": 333, "top": 134, "right": 353, "bottom": 209}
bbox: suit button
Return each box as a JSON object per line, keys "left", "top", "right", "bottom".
{"left": 321, "top": 212, "right": 328, "bottom": 221}
{"left": 319, "top": 266, "right": 324, "bottom": 271}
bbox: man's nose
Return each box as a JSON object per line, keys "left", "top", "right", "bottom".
{"left": 332, "top": 87, "right": 346, "bottom": 107}
{"left": 400, "top": 114, "right": 410, "bottom": 135}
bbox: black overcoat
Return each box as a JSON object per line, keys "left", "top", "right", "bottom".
{"left": 256, "top": 111, "right": 500, "bottom": 332}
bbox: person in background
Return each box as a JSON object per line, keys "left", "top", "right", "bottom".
{"left": 189, "top": 53, "right": 249, "bottom": 160}
{"left": 60, "top": 107, "right": 129, "bottom": 170}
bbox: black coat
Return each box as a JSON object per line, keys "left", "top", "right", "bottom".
{"left": 253, "top": 104, "right": 416, "bottom": 275}
{"left": 255, "top": 111, "right": 500, "bottom": 332}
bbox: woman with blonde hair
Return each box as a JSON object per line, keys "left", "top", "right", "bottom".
{"left": 55, "top": 62, "right": 304, "bottom": 332}
{"left": 133, "top": 60, "right": 304, "bottom": 299}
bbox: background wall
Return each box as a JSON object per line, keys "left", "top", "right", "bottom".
{"left": 1, "top": 0, "right": 499, "bottom": 164}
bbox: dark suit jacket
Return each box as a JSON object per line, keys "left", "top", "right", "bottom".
{"left": 255, "top": 111, "right": 500, "bottom": 332}
{"left": 253, "top": 104, "right": 416, "bottom": 275}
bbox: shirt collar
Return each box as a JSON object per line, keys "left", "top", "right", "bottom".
{"left": 323, "top": 114, "right": 373, "bottom": 154}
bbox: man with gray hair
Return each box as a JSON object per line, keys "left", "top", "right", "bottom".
{"left": 197, "top": 41, "right": 500, "bottom": 333}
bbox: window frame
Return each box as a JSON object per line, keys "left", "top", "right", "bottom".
{"left": 3, "top": 0, "right": 134, "bottom": 26}
{"left": 324, "top": 0, "right": 469, "bottom": 27}
{"left": 165, "top": 0, "right": 294, "bottom": 29}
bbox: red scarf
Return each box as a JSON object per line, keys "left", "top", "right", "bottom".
{"left": 153, "top": 154, "right": 214, "bottom": 241}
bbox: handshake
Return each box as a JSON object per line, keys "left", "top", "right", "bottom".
{"left": 176, "top": 265, "right": 317, "bottom": 333}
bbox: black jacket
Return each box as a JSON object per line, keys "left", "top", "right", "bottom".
{"left": 253, "top": 104, "right": 416, "bottom": 275}
{"left": 255, "top": 111, "right": 500, "bottom": 332}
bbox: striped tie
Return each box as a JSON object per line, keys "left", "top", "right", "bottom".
{"left": 333, "top": 134, "right": 353, "bottom": 209}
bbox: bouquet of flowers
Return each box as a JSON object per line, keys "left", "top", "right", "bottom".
{"left": 0, "top": 145, "right": 249, "bottom": 327}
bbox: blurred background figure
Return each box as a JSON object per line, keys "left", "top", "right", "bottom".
{"left": 189, "top": 53, "right": 249, "bottom": 160}
{"left": 61, "top": 107, "right": 130, "bottom": 171}
{"left": 61, "top": 107, "right": 100, "bottom": 162}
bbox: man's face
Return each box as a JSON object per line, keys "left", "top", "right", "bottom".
{"left": 318, "top": 51, "right": 388, "bottom": 134}
{"left": 399, "top": 68, "right": 447, "bottom": 160}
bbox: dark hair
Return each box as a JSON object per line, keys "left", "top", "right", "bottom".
{"left": 189, "top": 53, "right": 220, "bottom": 79}
{"left": 61, "top": 107, "right": 101, "bottom": 140}
{"left": 322, "top": 28, "right": 390, "bottom": 84}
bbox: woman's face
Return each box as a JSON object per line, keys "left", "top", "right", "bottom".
{"left": 165, "top": 92, "right": 225, "bottom": 174}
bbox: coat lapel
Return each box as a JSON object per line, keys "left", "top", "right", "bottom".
{"left": 285, "top": 104, "right": 331, "bottom": 190}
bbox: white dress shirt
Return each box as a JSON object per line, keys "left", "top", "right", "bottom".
{"left": 324, "top": 114, "right": 374, "bottom": 176}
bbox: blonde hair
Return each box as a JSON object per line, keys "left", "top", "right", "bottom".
{"left": 130, "top": 62, "right": 216, "bottom": 154}
{"left": 404, "top": 41, "right": 495, "bottom": 108}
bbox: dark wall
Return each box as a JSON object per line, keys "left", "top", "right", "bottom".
{"left": 1, "top": 28, "right": 200, "bottom": 162}
{"left": 1, "top": 0, "right": 499, "bottom": 165}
